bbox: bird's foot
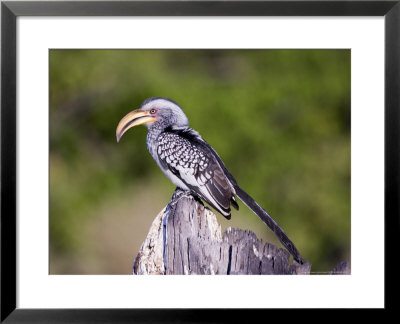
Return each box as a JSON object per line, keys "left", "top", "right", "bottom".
{"left": 169, "top": 187, "right": 204, "bottom": 207}
{"left": 166, "top": 188, "right": 191, "bottom": 211}
{"left": 170, "top": 187, "right": 190, "bottom": 201}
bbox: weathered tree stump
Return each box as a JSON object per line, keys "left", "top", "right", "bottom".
{"left": 133, "top": 189, "right": 348, "bottom": 275}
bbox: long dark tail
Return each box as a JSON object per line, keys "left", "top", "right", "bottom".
{"left": 234, "top": 185, "right": 303, "bottom": 264}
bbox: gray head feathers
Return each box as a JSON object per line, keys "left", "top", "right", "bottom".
{"left": 140, "top": 97, "right": 189, "bottom": 130}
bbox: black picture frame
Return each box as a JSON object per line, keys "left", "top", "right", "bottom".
{"left": 1, "top": 0, "right": 398, "bottom": 321}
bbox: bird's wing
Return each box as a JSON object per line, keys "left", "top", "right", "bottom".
{"left": 157, "top": 130, "right": 303, "bottom": 262}
{"left": 157, "top": 130, "right": 236, "bottom": 219}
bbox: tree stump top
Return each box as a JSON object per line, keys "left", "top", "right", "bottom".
{"left": 133, "top": 189, "right": 349, "bottom": 275}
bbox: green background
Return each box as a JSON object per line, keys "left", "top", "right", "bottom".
{"left": 50, "top": 49, "right": 350, "bottom": 274}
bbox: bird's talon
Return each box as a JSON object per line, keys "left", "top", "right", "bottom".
{"left": 168, "top": 188, "right": 193, "bottom": 208}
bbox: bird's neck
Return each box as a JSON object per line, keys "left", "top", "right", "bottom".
{"left": 148, "top": 123, "right": 189, "bottom": 139}
{"left": 146, "top": 123, "right": 190, "bottom": 158}
{"left": 147, "top": 123, "right": 165, "bottom": 141}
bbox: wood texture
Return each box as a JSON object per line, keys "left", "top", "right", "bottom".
{"left": 133, "top": 189, "right": 321, "bottom": 275}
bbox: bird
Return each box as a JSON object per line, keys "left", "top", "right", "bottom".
{"left": 116, "top": 97, "right": 303, "bottom": 264}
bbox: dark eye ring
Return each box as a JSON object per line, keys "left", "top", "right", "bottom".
{"left": 150, "top": 108, "right": 157, "bottom": 114}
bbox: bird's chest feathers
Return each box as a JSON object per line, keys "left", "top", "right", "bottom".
{"left": 147, "top": 129, "right": 210, "bottom": 190}
{"left": 146, "top": 130, "right": 191, "bottom": 190}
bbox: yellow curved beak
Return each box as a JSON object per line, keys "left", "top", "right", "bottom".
{"left": 116, "top": 109, "right": 156, "bottom": 142}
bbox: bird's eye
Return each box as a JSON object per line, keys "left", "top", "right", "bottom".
{"left": 150, "top": 108, "right": 157, "bottom": 114}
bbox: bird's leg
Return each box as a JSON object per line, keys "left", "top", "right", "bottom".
{"left": 164, "top": 188, "right": 192, "bottom": 216}
{"left": 169, "top": 187, "right": 204, "bottom": 207}
{"left": 170, "top": 187, "right": 189, "bottom": 202}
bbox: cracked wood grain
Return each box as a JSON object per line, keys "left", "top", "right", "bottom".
{"left": 133, "top": 189, "right": 348, "bottom": 275}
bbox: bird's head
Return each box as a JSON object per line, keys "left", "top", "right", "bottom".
{"left": 116, "top": 97, "right": 189, "bottom": 142}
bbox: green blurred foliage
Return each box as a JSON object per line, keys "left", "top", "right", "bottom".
{"left": 50, "top": 49, "right": 350, "bottom": 274}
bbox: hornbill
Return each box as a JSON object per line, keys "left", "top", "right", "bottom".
{"left": 116, "top": 97, "right": 303, "bottom": 264}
